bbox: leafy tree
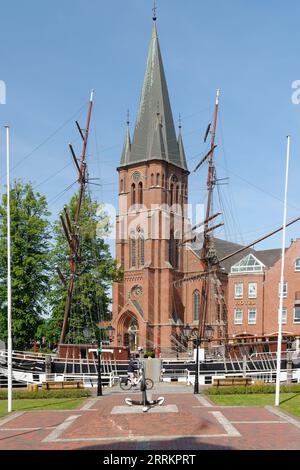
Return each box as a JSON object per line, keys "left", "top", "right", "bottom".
{"left": 0, "top": 181, "right": 51, "bottom": 349}
{"left": 46, "top": 193, "right": 122, "bottom": 346}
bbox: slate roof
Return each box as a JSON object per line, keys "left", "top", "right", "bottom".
{"left": 193, "top": 237, "right": 282, "bottom": 273}
{"left": 119, "top": 20, "right": 188, "bottom": 171}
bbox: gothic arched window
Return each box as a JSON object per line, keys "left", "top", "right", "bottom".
{"left": 130, "top": 231, "right": 136, "bottom": 268}
{"left": 174, "top": 229, "right": 180, "bottom": 269}
{"left": 175, "top": 185, "right": 179, "bottom": 205}
{"left": 140, "top": 229, "right": 145, "bottom": 266}
{"left": 151, "top": 173, "right": 154, "bottom": 186}
{"left": 138, "top": 182, "right": 143, "bottom": 205}
{"left": 131, "top": 183, "right": 136, "bottom": 206}
{"left": 120, "top": 179, "right": 124, "bottom": 193}
{"left": 193, "top": 290, "right": 201, "bottom": 322}
{"left": 156, "top": 173, "right": 160, "bottom": 186}
{"left": 162, "top": 174, "right": 165, "bottom": 188}
{"left": 170, "top": 184, "right": 174, "bottom": 207}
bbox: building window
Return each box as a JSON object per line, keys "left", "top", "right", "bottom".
{"left": 131, "top": 183, "right": 136, "bottom": 206}
{"left": 234, "top": 283, "right": 243, "bottom": 299}
{"left": 248, "top": 308, "right": 257, "bottom": 325}
{"left": 138, "top": 182, "right": 143, "bottom": 205}
{"left": 278, "top": 307, "right": 287, "bottom": 324}
{"left": 193, "top": 291, "right": 200, "bottom": 322}
{"left": 294, "top": 306, "right": 300, "bottom": 323}
{"left": 278, "top": 281, "right": 288, "bottom": 298}
{"left": 120, "top": 179, "right": 124, "bottom": 193}
{"left": 156, "top": 173, "right": 160, "bottom": 186}
{"left": 248, "top": 283, "right": 257, "bottom": 299}
{"left": 151, "top": 173, "right": 154, "bottom": 186}
{"left": 175, "top": 185, "right": 179, "bottom": 204}
{"left": 174, "top": 230, "right": 180, "bottom": 269}
{"left": 295, "top": 259, "right": 300, "bottom": 271}
{"left": 170, "top": 183, "right": 174, "bottom": 206}
{"left": 162, "top": 174, "right": 165, "bottom": 188}
{"left": 231, "top": 253, "right": 264, "bottom": 273}
{"left": 234, "top": 309, "right": 243, "bottom": 325}
{"left": 139, "top": 230, "right": 145, "bottom": 266}
{"left": 130, "top": 232, "right": 136, "bottom": 268}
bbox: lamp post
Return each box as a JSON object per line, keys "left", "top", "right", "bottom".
{"left": 97, "top": 324, "right": 115, "bottom": 397}
{"left": 83, "top": 324, "right": 115, "bottom": 397}
{"left": 182, "top": 324, "right": 214, "bottom": 394}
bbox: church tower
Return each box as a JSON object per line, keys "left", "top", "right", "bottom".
{"left": 112, "top": 15, "right": 189, "bottom": 355}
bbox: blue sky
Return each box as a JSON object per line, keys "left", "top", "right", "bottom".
{"left": 1, "top": 0, "right": 300, "bottom": 253}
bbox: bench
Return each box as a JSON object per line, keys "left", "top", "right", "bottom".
{"left": 213, "top": 377, "right": 252, "bottom": 388}
{"left": 42, "top": 381, "right": 84, "bottom": 390}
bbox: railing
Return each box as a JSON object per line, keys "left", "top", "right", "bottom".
{"left": 0, "top": 366, "right": 117, "bottom": 388}
{"left": 160, "top": 368, "right": 189, "bottom": 383}
{"left": 184, "top": 368, "right": 299, "bottom": 386}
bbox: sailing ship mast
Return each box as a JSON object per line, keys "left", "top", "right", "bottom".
{"left": 193, "top": 89, "right": 226, "bottom": 341}
{"left": 59, "top": 91, "right": 94, "bottom": 346}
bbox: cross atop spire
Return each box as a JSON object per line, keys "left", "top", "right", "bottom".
{"left": 152, "top": 0, "right": 157, "bottom": 21}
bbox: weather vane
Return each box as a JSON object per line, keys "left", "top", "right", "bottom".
{"left": 152, "top": 0, "right": 157, "bottom": 21}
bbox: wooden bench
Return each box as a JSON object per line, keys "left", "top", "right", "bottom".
{"left": 42, "top": 381, "right": 84, "bottom": 390}
{"left": 213, "top": 377, "right": 252, "bottom": 388}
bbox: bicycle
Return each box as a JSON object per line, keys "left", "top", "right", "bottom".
{"left": 119, "top": 371, "right": 154, "bottom": 391}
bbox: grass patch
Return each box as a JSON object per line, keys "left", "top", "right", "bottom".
{"left": 208, "top": 393, "right": 300, "bottom": 417}
{"left": 0, "top": 397, "right": 87, "bottom": 417}
{"left": 0, "top": 389, "right": 91, "bottom": 400}
{"left": 205, "top": 384, "right": 300, "bottom": 395}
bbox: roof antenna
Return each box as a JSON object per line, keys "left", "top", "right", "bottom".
{"left": 153, "top": 0, "right": 157, "bottom": 21}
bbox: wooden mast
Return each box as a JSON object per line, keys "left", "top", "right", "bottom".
{"left": 197, "top": 89, "right": 224, "bottom": 340}
{"left": 59, "top": 91, "right": 94, "bottom": 346}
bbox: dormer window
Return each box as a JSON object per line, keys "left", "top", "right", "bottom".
{"left": 231, "top": 254, "right": 264, "bottom": 274}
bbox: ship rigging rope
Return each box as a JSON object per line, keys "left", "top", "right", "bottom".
{"left": 2, "top": 101, "right": 88, "bottom": 178}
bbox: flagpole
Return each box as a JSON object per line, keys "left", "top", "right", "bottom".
{"left": 275, "top": 135, "right": 290, "bottom": 407}
{"left": 5, "top": 126, "right": 12, "bottom": 413}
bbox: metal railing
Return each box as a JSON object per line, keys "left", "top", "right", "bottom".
{"left": 0, "top": 366, "right": 117, "bottom": 388}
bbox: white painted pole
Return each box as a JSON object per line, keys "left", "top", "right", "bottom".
{"left": 5, "top": 126, "right": 12, "bottom": 413}
{"left": 275, "top": 135, "right": 290, "bottom": 407}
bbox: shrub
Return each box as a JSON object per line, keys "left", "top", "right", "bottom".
{"left": 0, "top": 388, "right": 92, "bottom": 400}
{"left": 144, "top": 351, "right": 155, "bottom": 358}
{"left": 205, "top": 383, "right": 300, "bottom": 395}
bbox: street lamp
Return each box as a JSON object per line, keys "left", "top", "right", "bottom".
{"left": 83, "top": 324, "right": 115, "bottom": 397}
{"left": 182, "top": 323, "right": 214, "bottom": 394}
{"left": 97, "top": 324, "right": 115, "bottom": 397}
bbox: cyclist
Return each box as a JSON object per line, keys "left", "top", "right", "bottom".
{"left": 127, "top": 355, "right": 139, "bottom": 385}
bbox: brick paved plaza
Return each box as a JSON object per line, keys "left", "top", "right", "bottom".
{"left": 0, "top": 385, "right": 300, "bottom": 450}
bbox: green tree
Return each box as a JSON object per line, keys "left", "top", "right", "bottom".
{"left": 46, "top": 194, "right": 122, "bottom": 346}
{"left": 0, "top": 181, "right": 51, "bottom": 350}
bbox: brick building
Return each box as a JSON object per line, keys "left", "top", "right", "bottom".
{"left": 227, "top": 239, "right": 300, "bottom": 340}
{"left": 111, "top": 18, "right": 300, "bottom": 355}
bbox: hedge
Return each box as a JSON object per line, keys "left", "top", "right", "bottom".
{"left": 0, "top": 389, "right": 92, "bottom": 400}
{"left": 205, "top": 383, "right": 300, "bottom": 395}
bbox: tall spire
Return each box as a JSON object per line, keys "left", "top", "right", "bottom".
{"left": 119, "top": 17, "right": 187, "bottom": 170}
{"left": 120, "top": 111, "right": 131, "bottom": 166}
{"left": 178, "top": 115, "right": 187, "bottom": 169}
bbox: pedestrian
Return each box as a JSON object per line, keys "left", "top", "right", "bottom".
{"left": 128, "top": 355, "right": 138, "bottom": 385}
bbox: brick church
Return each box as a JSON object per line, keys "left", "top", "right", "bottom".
{"left": 112, "top": 17, "right": 300, "bottom": 355}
